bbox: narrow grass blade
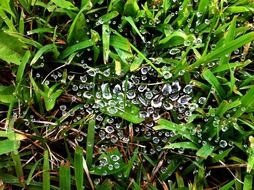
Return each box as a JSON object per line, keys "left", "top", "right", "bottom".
{"left": 154, "top": 119, "right": 197, "bottom": 142}
{"left": 243, "top": 173, "right": 253, "bottom": 190}
{"left": 26, "top": 159, "right": 41, "bottom": 185}
{"left": 189, "top": 32, "right": 254, "bottom": 70}
{"left": 67, "top": 4, "right": 90, "bottom": 44}
{"left": 99, "top": 11, "right": 119, "bottom": 24}
{"left": 61, "top": 40, "right": 94, "bottom": 59}
{"left": 31, "top": 44, "right": 59, "bottom": 65}
{"left": 74, "top": 146, "right": 84, "bottom": 190}
{"left": 59, "top": 161, "right": 71, "bottom": 190}
{"left": 219, "top": 179, "right": 235, "bottom": 190}
{"left": 43, "top": 150, "right": 50, "bottom": 190}
{"left": 110, "top": 35, "right": 131, "bottom": 52}
{"left": 102, "top": 24, "right": 110, "bottom": 64}
{"left": 220, "top": 16, "right": 237, "bottom": 65}
{"left": 202, "top": 69, "right": 226, "bottom": 101}
{"left": 164, "top": 142, "right": 198, "bottom": 150}
{"left": 196, "top": 144, "right": 214, "bottom": 159}
{"left": 124, "top": 148, "right": 138, "bottom": 178}
{"left": 86, "top": 119, "right": 95, "bottom": 168}
{"left": 216, "top": 99, "right": 241, "bottom": 117}
{"left": 11, "top": 152, "right": 24, "bottom": 186}
{"left": 159, "top": 159, "right": 181, "bottom": 181}
{"left": 124, "top": 16, "right": 145, "bottom": 42}
{"left": 234, "top": 86, "right": 254, "bottom": 117}
{"left": 16, "top": 51, "right": 31, "bottom": 84}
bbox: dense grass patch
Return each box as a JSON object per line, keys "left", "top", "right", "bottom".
{"left": 0, "top": 0, "right": 254, "bottom": 189}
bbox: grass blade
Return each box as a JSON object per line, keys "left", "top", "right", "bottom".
{"left": 102, "top": 24, "right": 110, "bottom": 64}
{"left": 61, "top": 39, "right": 94, "bottom": 59}
{"left": 74, "top": 146, "right": 84, "bottom": 190}
{"left": 59, "top": 161, "right": 71, "bottom": 190}
{"left": 189, "top": 32, "right": 254, "bottom": 70}
{"left": 202, "top": 68, "right": 226, "bottom": 101}
{"left": 30, "top": 44, "right": 59, "bottom": 65}
{"left": 86, "top": 119, "right": 95, "bottom": 168}
{"left": 43, "top": 150, "right": 50, "bottom": 190}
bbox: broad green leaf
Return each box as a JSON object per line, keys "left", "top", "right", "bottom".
{"left": 159, "top": 159, "right": 181, "bottom": 181}
{"left": 123, "top": 0, "right": 139, "bottom": 17}
{"left": 105, "top": 104, "right": 144, "bottom": 124}
{"left": 90, "top": 148, "right": 125, "bottom": 175}
{"left": 51, "top": 0, "right": 78, "bottom": 11}
{"left": 67, "top": 4, "right": 91, "bottom": 44}
{"left": 0, "top": 0, "right": 15, "bottom": 18}
{"left": 0, "top": 139, "right": 19, "bottom": 155}
{"left": 0, "top": 31, "right": 26, "bottom": 65}
{"left": 0, "top": 86, "right": 16, "bottom": 104}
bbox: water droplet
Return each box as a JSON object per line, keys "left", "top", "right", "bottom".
{"left": 178, "top": 95, "right": 192, "bottom": 105}
{"left": 60, "top": 105, "right": 67, "bottom": 111}
{"left": 103, "top": 68, "right": 110, "bottom": 77}
{"left": 145, "top": 91, "right": 153, "bottom": 99}
{"left": 171, "top": 81, "right": 181, "bottom": 93}
{"left": 198, "top": 97, "right": 206, "bottom": 104}
{"left": 205, "top": 19, "right": 210, "bottom": 25}
{"left": 169, "top": 48, "right": 180, "bottom": 55}
{"left": 87, "top": 69, "right": 96, "bottom": 76}
{"left": 183, "top": 85, "right": 192, "bottom": 94}
{"left": 107, "top": 107, "right": 117, "bottom": 114}
{"left": 110, "top": 155, "right": 120, "bottom": 162}
{"left": 126, "top": 90, "right": 136, "bottom": 99}
{"left": 110, "top": 135, "right": 118, "bottom": 143}
{"left": 184, "top": 40, "right": 191, "bottom": 46}
{"left": 151, "top": 95, "right": 163, "bottom": 108}
{"left": 83, "top": 91, "right": 93, "bottom": 99}
{"left": 141, "top": 66, "right": 149, "bottom": 75}
{"left": 114, "top": 162, "right": 120, "bottom": 169}
{"left": 105, "top": 126, "right": 114, "bottom": 134}
{"left": 219, "top": 140, "right": 227, "bottom": 148}
{"left": 152, "top": 137, "right": 160, "bottom": 144}
{"left": 80, "top": 75, "right": 87, "bottom": 83}
{"left": 101, "top": 83, "right": 112, "bottom": 100}
{"left": 163, "top": 100, "right": 173, "bottom": 110}
{"left": 138, "top": 85, "right": 147, "bottom": 92}
{"left": 162, "top": 84, "right": 172, "bottom": 96}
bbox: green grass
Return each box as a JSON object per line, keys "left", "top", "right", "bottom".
{"left": 0, "top": 0, "right": 254, "bottom": 189}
